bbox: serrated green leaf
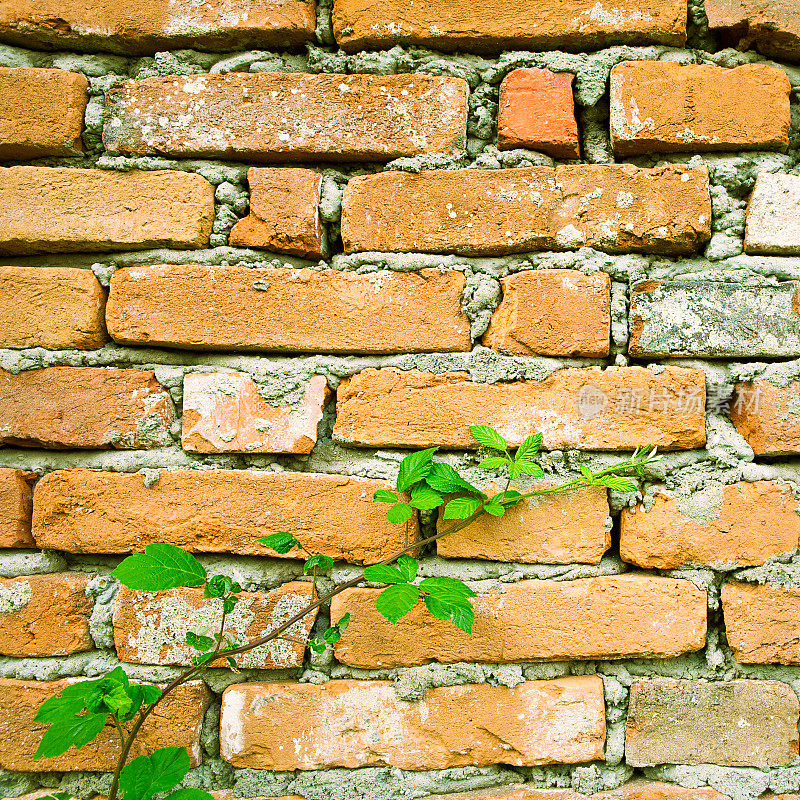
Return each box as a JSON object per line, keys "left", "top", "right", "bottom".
{"left": 186, "top": 631, "right": 215, "bottom": 651}
{"left": 419, "top": 577, "right": 476, "bottom": 598}
{"left": 304, "top": 554, "right": 334, "bottom": 573}
{"left": 419, "top": 577, "right": 476, "bottom": 633}
{"left": 363, "top": 564, "right": 407, "bottom": 584}
{"left": 112, "top": 544, "right": 206, "bottom": 591}
{"left": 409, "top": 484, "right": 444, "bottom": 510}
{"left": 396, "top": 447, "right": 439, "bottom": 492}
{"left": 469, "top": 425, "right": 507, "bottom": 451}
{"left": 508, "top": 463, "right": 521, "bottom": 479}
{"left": 34, "top": 711, "right": 109, "bottom": 760}
{"left": 477, "top": 456, "right": 509, "bottom": 469}
{"left": 386, "top": 503, "right": 414, "bottom": 524}
{"left": 597, "top": 474, "right": 638, "bottom": 492}
{"left": 99, "top": 682, "right": 133, "bottom": 716}
{"left": 373, "top": 489, "right": 399, "bottom": 503}
{"left": 515, "top": 433, "right": 542, "bottom": 463}
{"left": 119, "top": 683, "right": 161, "bottom": 722}
{"left": 483, "top": 503, "right": 505, "bottom": 517}
{"left": 425, "top": 463, "right": 482, "bottom": 495}
{"left": 375, "top": 583, "right": 420, "bottom": 624}
{"left": 119, "top": 747, "right": 190, "bottom": 800}
{"left": 396, "top": 554, "right": 418, "bottom": 583}
{"left": 442, "top": 496, "right": 482, "bottom": 519}
{"left": 516, "top": 459, "right": 544, "bottom": 477}
{"left": 35, "top": 681, "right": 104, "bottom": 724}
{"left": 257, "top": 532, "right": 300, "bottom": 554}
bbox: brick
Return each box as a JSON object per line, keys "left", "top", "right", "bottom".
{"left": 181, "top": 371, "right": 330, "bottom": 454}
{"left": 104, "top": 73, "right": 467, "bottom": 161}
{"left": 33, "top": 469, "right": 417, "bottom": 564}
{"left": 332, "top": 0, "right": 686, "bottom": 51}
{"left": 729, "top": 379, "right": 800, "bottom": 455}
{"left": 0, "top": 267, "right": 107, "bottom": 350}
{"left": 418, "top": 784, "right": 733, "bottom": 800}
{"left": 0, "top": 678, "right": 210, "bottom": 771}
{"left": 497, "top": 69, "right": 579, "bottom": 158}
{"left": 220, "top": 677, "right": 606, "bottom": 769}
{"left": 229, "top": 169, "right": 323, "bottom": 257}
{"left": 341, "top": 165, "right": 711, "bottom": 256}
{"left": 610, "top": 62, "right": 790, "bottom": 156}
{"left": 723, "top": 582, "right": 800, "bottom": 665}
{"left": 0, "top": 367, "right": 174, "bottom": 449}
{"left": 0, "top": 68, "right": 87, "bottom": 159}
{"left": 629, "top": 280, "right": 800, "bottom": 358}
{"left": 744, "top": 173, "right": 800, "bottom": 255}
{"left": 0, "top": 0, "right": 315, "bottom": 54}
{"left": 114, "top": 582, "right": 317, "bottom": 668}
{"left": 436, "top": 484, "right": 610, "bottom": 564}
{"left": 0, "top": 573, "right": 92, "bottom": 656}
{"left": 106, "top": 265, "right": 471, "bottom": 354}
{"left": 626, "top": 678, "right": 799, "bottom": 767}
{"left": 621, "top": 481, "right": 800, "bottom": 570}
{"left": 0, "top": 468, "right": 34, "bottom": 548}
{"left": 706, "top": 0, "right": 800, "bottom": 62}
{"left": 483, "top": 270, "right": 610, "bottom": 357}
{"left": 331, "top": 575, "right": 706, "bottom": 668}
{"left": 333, "top": 366, "right": 707, "bottom": 451}
{"left": 0, "top": 167, "right": 213, "bottom": 256}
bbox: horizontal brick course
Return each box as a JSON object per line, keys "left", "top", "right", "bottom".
{"left": 706, "top": 0, "right": 800, "bottom": 62}
{"left": 419, "top": 784, "right": 733, "bottom": 800}
{"left": 729, "top": 379, "right": 800, "bottom": 455}
{"left": 0, "top": 468, "right": 34, "bottom": 548}
{"left": 744, "top": 173, "right": 800, "bottom": 255}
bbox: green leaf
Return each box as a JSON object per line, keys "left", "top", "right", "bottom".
{"left": 308, "top": 638, "right": 326, "bottom": 654}
{"left": 120, "top": 684, "right": 161, "bottom": 722}
{"left": 222, "top": 597, "right": 237, "bottom": 614}
{"left": 477, "top": 456, "right": 509, "bottom": 469}
{"left": 580, "top": 466, "right": 594, "bottom": 482}
{"left": 508, "top": 463, "right": 521, "bottom": 479}
{"left": 35, "top": 711, "right": 109, "bottom": 760}
{"left": 442, "top": 496, "right": 482, "bottom": 519}
{"left": 425, "top": 463, "right": 482, "bottom": 495}
{"left": 323, "top": 626, "right": 342, "bottom": 644}
{"left": 35, "top": 681, "right": 103, "bottom": 724}
{"left": 396, "top": 447, "right": 438, "bottom": 492}
{"left": 373, "top": 489, "right": 399, "bottom": 503}
{"left": 191, "top": 651, "right": 217, "bottom": 666}
{"left": 515, "top": 433, "right": 542, "bottom": 462}
{"left": 423, "top": 594, "right": 475, "bottom": 634}
{"left": 204, "top": 575, "right": 239, "bottom": 598}
{"left": 337, "top": 612, "right": 351, "bottom": 632}
{"left": 112, "top": 544, "right": 206, "bottom": 591}
{"left": 396, "top": 554, "right": 418, "bottom": 582}
{"left": 597, "top": 474, "right": 638, "bottom": 492}
{"left": 98, "top": 682, "right": 133, "bottom": 716}
{"left": 164, "top": 790, "right": 216, "bottom": 800}
{"left": 257, "top": 532, "right": 300, "bottom": 554}
{"left": 375, "top": 583, "right": 420, "bottom": 624}
{"left": 469, "top": 425, "right": 507, "bottom": 451}
{"left": 119, "top": 747, "right": 190, "bottom": 800}
{"left": 516, "top": 459, "right": 544, "bottom": 477}
{"left": 304, "top": 554, "right": 334, "bottom": 573}
{"left": 363, "top": 564, "right": 407, "bottom": 584}
{"left": 386, "top": 503, "right": 414, "bottom": 524}
{"left": 409, "top": 484, "right": 444, "bottom": 510}
{"left": 483, "top": 503, "right": 505, "bottom": 517}
{"left": 419, "top": 577, "right": 476, "bottom": 599}
{"left": 186, "top": 631, "right": 215, "bottom": 651}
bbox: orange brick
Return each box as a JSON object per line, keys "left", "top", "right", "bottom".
{"left": 729, "top": 379, "right": 800, "bottom": 455}
{"left": 0, "top": 573, "right": 93, "bottom": 657}
{"left": 610, "top": 62, "right": 790, "bottom": 156}
{"left": 333, "top": 366, "right": 707, "bottom": 451}
{"left": 220, "top": 678, "right": 606, "bottom": 769}
{"left": 331, "top": 576, "right": 706, "bottom": 668}
{"left": 620, "top": 481, "right": 800, "bottom": 569}
{"left": 106, "top": 266, "right": 471, "bottom": 354}
{"left": 706, "top": 0, "right": 800, "bottom": 62}
{"left": 0, "top": 468, "right": 34, "bottom": 548}
{"left": 0, "top": 367, "right": 174, "bottom": 450}
{"left": 0, "top": 678, "right": 210, "bottom": 771}
{"left": 0, "top": 167, "right": 213, "bottom": 256}
{"left": 33, "top": 469, "right": 417, "bottom": 564}
{"left": 0, "top": 68, "right": 87, "bottom": 159}
{"left": 341, "top": 165, "right": 711, "bottom": 256}
{"left": 181, "top": 372, "right": 330, "bottom": 454}
{"left": 104, "top": 74, "right": 467, "bottom": 161}
{"left": 497, "top": 69, "right": 579, "bottom": 158}
{"left": 626, "top": 679, "right": 799, "bottom": 767}
{"left": 482, "top": 270, "right": 610, "bottom": 356}
{"left": 114, "top": 582, "right": 317, "bottom": 668}
{"left": 436, "top": 484, "right": 610, "bottom": 564}
{"left": 0, "top": 267, "right": 107, "bottom": 350}
{"left": 418, "top": 784, "right": 733, "bottom": 800}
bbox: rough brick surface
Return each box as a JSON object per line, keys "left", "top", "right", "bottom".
{"left": 0, "top": 679, "right": 210, "bottom": 771}
{"left": 220, "top": 678, "right": 606, "bottom": 769}
{"left": 0, "top": 68, "right": 87, "bottom": 158}
{"left": 333, "top": 366, "right": 707, "bottom": 451}
{"left": 114, "top": 582, "right": 316, "bottom": 668}
{"left": 729, "top": 379, "right": 800, "bottom": 455}
{"left": 181, "top": 371, "right": 330, "bottom": 454}
{"left": 626, "top": 678, "right": 800, "bottom": 767}
{"left": 0, "top": 468, "right": 34, "bottom": 548}
{"left": 33, "top": 469, "right": 417, "bottom": 563}
{"left": 706, "top": 0, "right": 800, "bottom": 62}
{"left": 497, "top": 69, "right": 580, "bottom": 158}
{"left": 331, "top": 576, "right": 706, "bottom": 667}
{"left": 621, "top": 481, "right": 800, "bottom": 569}
{"left": 483, "top": 270, "right": 610, "bottom": 357}
{"left": 0, "top": 267, "right": 107, "bottom": 350}
{"left": 722, "top": 582, "right": 800, "bottom": 665}
{"left": 104, "top": 73, "right": 468, "bottom": 161}
{"left": 0, "top": 573, "right": 93, "bottom": 656}
{"left": 436, "top": 484, "right": 610, "bottom": 564}
{"left": 0, "top": 367, "right": 174, "bottom": 449}
{"left": 610, "top": 62, "right": 790, "bottom": 156}
{"left": 0, "top": 167, "right": 213, "bottom": 255}
{"left": 418, "top": 784, "right": 733, "bottom": 800}
{"left": 341, "top": 165, "right": 710, "bottom": 256}
{"left": 107, "top": 266, "right": 471, "bottom": 354}
{"left": 332, "top": 0, "right": 687, "bottom": 51}
{"left": 744, "top": 172, "right": 800, "bottom": 255}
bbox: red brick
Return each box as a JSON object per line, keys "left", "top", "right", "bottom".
{"left": 0, "top": 367, "right": 174, "bottom": 449}
{"left": 341, "top": 165, "right": 711, "bottom": 256}
{"left": 106, "top": 265, "right": 471, "bottom": 354}
{"left": 104, "top": 73, "right": 467, "bottom": 161}
{"left": 333, "top": 366, "right": 707, "bottom": 451}
{"left": 482, "top": 270, "right": 610, "bottom": 357}
{"left": 33, "top": 469, "right": 417, "bottom": 564}
{"left": 0, "top": 167, "right": 213, "bottom": 256}
{"left": 331, "top": 576, "right": 706, "bottom": 668}
{"left": 0, "top": 68, "right": 87, "bottom": 159}
{"left": 706, "top": 0, "right": 800, "bottom": 62}
{"left": 497, "top": 69, "right": 579, "bottom": 158}
{"left": 0, "top": 468, "right": 34, "bottom": 548}
{"left": 0, "top": 267, "right": 107, "bottom": 350}
{"left": 220, "top": 677, "right": 606, "bottom": 769}
{"left": 729, "top": 379, "right": 800, "bottom": 455}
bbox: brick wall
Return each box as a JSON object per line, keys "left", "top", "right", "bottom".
{"left": 0, "top": 2, "right": 799, "bottom": 799}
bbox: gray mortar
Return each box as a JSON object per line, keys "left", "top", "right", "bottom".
{"left": 85, "top": 575, "right": 119, "bottom": 649}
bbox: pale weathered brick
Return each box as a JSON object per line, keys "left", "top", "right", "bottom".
{"left": 729, "top": 379, "right": 800, "bottom": 455}
{"left": 331, "top": 576, "right": 706, "bottom": 668}
{"left": 0, "top": 468, "right": 34, "bottom": 548}
{"left": 107, "top": 266, "right": 471, "bottom": 354}
{"left": 626, "top": 679, "right": 800, "bottom": 767}
{"left": 104, "top": 73, "right": 467, "bottom": 161}
{"left": 33, "top": 469, "right": 417, "bottom": 563}
{"left": 744, "top": 173, "right": 800, "bottom": 255}
{"left": 220, "top": 678, "right": 606, "bottom": 769}
{"left": 333, "top": 366, "right": 707, "bottom": 451}
{"left": 706, "top": 0, "right": 800, "bottom": 62}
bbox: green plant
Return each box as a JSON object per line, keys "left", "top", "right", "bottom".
{"left": 34, "top": 426, "right": 658, "bottom": 800}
